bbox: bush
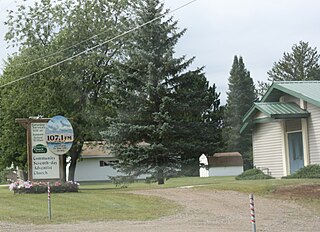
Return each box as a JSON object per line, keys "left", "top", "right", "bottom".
{"left": 0, "top": 169, "right": 11, "bottom": 184}
{"left": 283, "top": 164, "right": 320, "bottom": 179}
{"left": 9, "top": 180, "right": 79, "bottom": 194}
{"left": 109, "top": 176, "right": 135, "bottom": 188}
{"left": 236, "top": 168, "right": 274, "bottom": 180}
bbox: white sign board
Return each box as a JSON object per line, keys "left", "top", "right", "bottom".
{"left": 31, "top": 123, "right": 60, "bottom": 179}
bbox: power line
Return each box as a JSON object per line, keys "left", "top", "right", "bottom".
{"left": 0, "top": 0, "right": 197, "bottom": 89}
{"left": 10, "top": 29, "right": 113, "bottom": 68}
{"left": 0, "top": 1, "right": 15, "bottom": 15}
{"left": 9, "top": 0, "right": 197, "bottom": 68}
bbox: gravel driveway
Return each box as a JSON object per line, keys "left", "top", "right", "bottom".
{"left": 1, "top": 188, "right": 320, "bottom": 232}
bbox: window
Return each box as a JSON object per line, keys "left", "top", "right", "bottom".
{"left": 99, "top": 161, "right": 108, "bottom": 167}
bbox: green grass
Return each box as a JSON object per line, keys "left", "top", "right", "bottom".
{"left": 191, "top": 177, "right": 320, "bottom": 194}
{"left": 0, "top": 185, "right": 179, "bottom": 224}
{"left": 1, "top": 176, "right": 320, "bottom": 224}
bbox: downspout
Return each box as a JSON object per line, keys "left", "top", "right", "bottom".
{"left": 300, "top": 99, "right": 310, "bottom": 166}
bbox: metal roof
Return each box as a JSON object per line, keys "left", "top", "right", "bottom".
{"left": 208, "top": 153, "right": 243, "bottom": 167}
{"left": 254, "top": 102, "right": 309, "bottom": 118}
{"left": 241, "top": 81, "right": 320, "bottom": 133}
{"left": 262, "top": 81, "right": 320, "bottom": 107}
{"left": 241, "top": 102, "right": 309, "bottom": 133}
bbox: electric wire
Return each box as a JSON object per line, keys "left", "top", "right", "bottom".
{"left": 8, "top": 0, "right": 196, "bottom": 68}
{"left": 0, "top": 0, "right": 197, "bottom": 88}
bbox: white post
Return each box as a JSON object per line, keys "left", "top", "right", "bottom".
{"left": 66, "top": 156, "right": 71, "bottom": 181}
{"left": 249, "top": 193, "right": 256, "bottom": 232}
{"left": 199, "top": 154, "right": 209, "bottom": 177}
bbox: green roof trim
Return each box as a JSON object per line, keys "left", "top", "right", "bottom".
{"left": 262, "top": 81, "right": 320, "bottom": 107}
{"left": 241, "top": 81, "right": 320, "bottom": 133}
{"left": 255, "top": 102, "right": 309, "bottom": 118}
{"left": 241, "top": 102, "right": 309, "bottom": 133}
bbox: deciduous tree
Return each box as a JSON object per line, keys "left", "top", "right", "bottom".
{"left": 0, "top": 0, "right": 133, "bottom": 180}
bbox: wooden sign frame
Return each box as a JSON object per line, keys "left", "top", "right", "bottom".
{"left": 16, "top": 118, "right": 65, "bottom": 181}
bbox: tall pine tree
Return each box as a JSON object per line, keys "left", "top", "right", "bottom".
{"left": 106, "top": 0, "right": 223, "bottom": 183}
{"left": 257, "top": 41, "right": 320, "bottom": 98}
{"left": 268, "top": 41, "right": 320, "bottom": 81}
{"left": 224, "top": 56, "right": 255, "bottom": 169}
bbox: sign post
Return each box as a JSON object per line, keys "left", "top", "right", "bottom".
{"left": 48, "top": 182, "right": 52, "bottom": 221}
{"left": 249, "top": 193, "right": 256, "bottom": 232}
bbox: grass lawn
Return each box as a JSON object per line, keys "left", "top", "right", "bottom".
{"left": 0, "top": 184, "right": 179, "bottom": 224}
{"left": 1, "top": 176, "right": 320, "bottom": 224}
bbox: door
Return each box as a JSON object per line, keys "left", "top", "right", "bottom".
{"left": 288, "top": 132, "right": 304, "bottom": 174}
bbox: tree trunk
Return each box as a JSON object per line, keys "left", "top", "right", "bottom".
{"left": 157, "top": 168, "right": 164, "bottom": 185}
{"left": 68, "top": 141, "right": 84, "bottom": 182}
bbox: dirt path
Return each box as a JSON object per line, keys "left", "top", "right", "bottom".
{"left": 1, "top": 187, "right": 320, "bottom": 232}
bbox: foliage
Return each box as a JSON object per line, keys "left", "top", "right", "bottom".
{"left": 0, "top": 169, "right": 14, "bottom": 184}
{"left": 224, "top": 56, "right": 256, "bottom": 169}
{"left": 168, "top": 71, "right": 224, "bottom": 176}
{"left": 109, "top": 175, "right": 135, "bottom": 188}
{"left": 9, "top": 180, "right": 79, "bottom": 194}
{"left": 257, "top": 41, "right": 320, "bottom": 97}
{"left": 0, "top": 0, "right": 134, "bottom": 178}
{"left": 268, "top": 41, "right": 320, "bottom": 81}
{"left": 105, "top": 0, "right": 222, "bottom": 183}
{"left": 256, "top": 80, "right": 270, "bottom": 100}
{"left": 283, "top": 164, "right": 320, "bottom": 179}
{"left": 235, "top": 168, "right": 274, "bottom": 180}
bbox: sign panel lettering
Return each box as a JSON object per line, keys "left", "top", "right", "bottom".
{"left": 31, "top": 123, "right": 60, "bottom": 179}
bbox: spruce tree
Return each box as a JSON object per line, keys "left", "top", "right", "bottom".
{"left": 168, "top": 70, "right": 224, "bottom": 175}
{"left": 224, "top": 56, "right": 256, "bottom": 169}
{"left": 106, "top": 0, "right": 223, "bottom": 183}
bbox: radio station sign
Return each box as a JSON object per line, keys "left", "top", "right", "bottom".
{"left": 16, "top": 116, "right": 74, "bottom": 181}
{"left": 45, "top": 116, "right": 74, "bottom": 155}
{"left": 31, "top": 123, "right": 60, "bottom": 179}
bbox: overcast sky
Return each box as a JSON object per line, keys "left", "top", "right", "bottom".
{"left": 1, "top": 0, "right": 320, "bottom": 103}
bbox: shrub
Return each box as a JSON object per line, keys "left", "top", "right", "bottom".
{"left": 236, "top": 168, "right": 274, "bottom": 180}
{"left": 283, "top": 164, "right": 320, "bottom": 179}
{"left": 109, "top": 176, "right": 135, "bottom": 188}
{"left": 9, "top": 180, "right": 79, "bottom": 194}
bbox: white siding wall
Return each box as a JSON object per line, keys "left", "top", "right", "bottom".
{"left": 75, "top": 158, "right": 122, "bottom": 182}
{"left": 208, "top": 166, "right": 243, "bottom": 176}
{"left": 307, "top": 103, "right": 320, "bottom": 164}
{"left": 253, "top": 122, "right": 284, "bottom": 178}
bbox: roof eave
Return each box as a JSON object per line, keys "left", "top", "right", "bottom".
{"left": 264, "top": 82, "right": 320, "bottom": 107}
{"left": 271, "top": 113, "right": 310, "bottom": 119}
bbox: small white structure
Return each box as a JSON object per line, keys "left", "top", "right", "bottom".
{"left": 74, "top": 141, "right": 122, "bottom": 182}
{"left": 208, "top": 152, "right": 244, "bottom": 176}
{"left": 199, "top": 154, "right": 209, "bottom": 177}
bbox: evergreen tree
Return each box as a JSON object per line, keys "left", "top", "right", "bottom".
{"left": 268, "top": 41, "right": 320, "bottom": 81}
{"left": 106, "top": 0, "right": 223, "bottom": 183}
{"left": 224, "top": 56, "right": 256, "bottom": 169}
{"left": 168, "top": 70, "right": 224, "bottom": 175}
{"left": 257, "top": 41, "right": 320, "bottom": 98}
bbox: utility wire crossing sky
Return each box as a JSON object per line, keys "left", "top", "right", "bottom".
{"left": 1, "top": 0, "right": 320, "bottom": 103}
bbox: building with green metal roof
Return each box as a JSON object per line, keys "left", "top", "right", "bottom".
{"left": 242, "top": 81, "right": 320, "bottom": 178}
